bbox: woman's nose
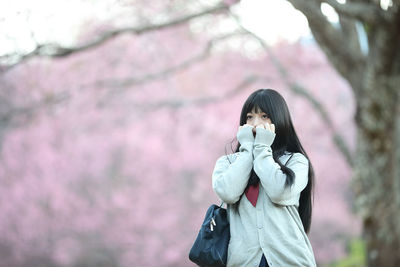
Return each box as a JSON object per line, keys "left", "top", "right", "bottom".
{"left": 253, "top": 117, "right": 262, "bottom": 125}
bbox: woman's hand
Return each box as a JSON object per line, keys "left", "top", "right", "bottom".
{"left": 254, "top": 123, "right": 276, "bottom": 147}
{"left": 256, "top": 123, "right": 275, "bottom": 134}
{"left": 237, "top": 124, "right": 255, "bottom": 145}
{"left": 238, "top": 124, "right": 254, "bottom": 131}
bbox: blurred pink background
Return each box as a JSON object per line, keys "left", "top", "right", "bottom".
{"left": 0, "top": 1, "right": 360, "bottom": 266}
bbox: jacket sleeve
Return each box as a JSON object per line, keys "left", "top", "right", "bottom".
{"left": 212, "top": 127, "right": 254, "bottom": 204}
{"left": 252, "top": 127, "right": 309, "bottom": 206}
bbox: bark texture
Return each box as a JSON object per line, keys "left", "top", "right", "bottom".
{"left": 286, "top": 0, "right": 400, "bottom": 265}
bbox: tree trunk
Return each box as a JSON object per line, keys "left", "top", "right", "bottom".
{"left": 351, "top": 74, "right": 400, "bottom": 266}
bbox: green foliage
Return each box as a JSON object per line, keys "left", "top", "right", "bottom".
{"left": 324, "top": 238, "right": 367, "bottom": 267}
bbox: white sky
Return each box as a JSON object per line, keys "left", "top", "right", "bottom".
{"left": 232, "top": 0, "right": 313, "bottom": 44}
{"left": 0, "top": 0, "right": 345, "bottom": 57}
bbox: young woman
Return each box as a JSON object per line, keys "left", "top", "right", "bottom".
{"left": 212, "top": 89, "right": 317, "bottom": 267}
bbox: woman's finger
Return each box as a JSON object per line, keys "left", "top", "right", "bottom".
{"left": 239, "top": 124, "right": 253, "bottom": 131}
{"left": 264, "top": 123, "right": 276, "bottom": 133}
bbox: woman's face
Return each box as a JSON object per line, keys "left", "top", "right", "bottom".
{"left": 246, "top": 107, "right": 272, "bottom": 134}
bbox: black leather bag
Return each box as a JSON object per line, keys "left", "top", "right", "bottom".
{"left": 189, "top": 203, "right": 230, "bottom": 267}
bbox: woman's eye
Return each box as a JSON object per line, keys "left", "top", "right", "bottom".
{"left": 262, "top": 115, "right": 269, "bottom": 119}
{"left": 246, "top": 115, "right": 252, "bottom": 119}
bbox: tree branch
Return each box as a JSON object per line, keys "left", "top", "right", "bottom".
{"left": 286, "top": 0, "right": 366, "bottom": 93}
{"left": 0, "top": 2, "right": 232, "bottom": 72}
{"left": 0, "top": 32, "right": 249, "bottom": 124}
{"left": 0, "top": 91, "right": 69, "bottom": 129}
{"left": 341, "top": 17, "right": 363, "bottom": 54}
{"left": 290, "top": 83, "right": 354, "bottom": 166}
{"left": 129, "top": 75, "right": 261, "bottom": 110}
{"left": 320, "top": 0, "right": 390, "bottom": 24}
{"left": 229, "top": 11, "right": 355, "bottom": 166}
{"left": 91, "top": 32, "right": 244, "bottom": 93}
{"left": 337, "top": 0, "right": 363, "bottom": 56}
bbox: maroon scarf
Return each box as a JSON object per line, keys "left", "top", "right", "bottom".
{"left": 245, "top": 182, "right": 259, "bottom": 207}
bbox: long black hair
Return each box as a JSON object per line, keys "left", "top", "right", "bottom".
{"left": 225, "top": 88, "right": 315, "bottom": 233}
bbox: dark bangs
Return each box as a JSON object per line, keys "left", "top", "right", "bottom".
{"left": 239, "top": 91, "right": 275, "bottom": 125}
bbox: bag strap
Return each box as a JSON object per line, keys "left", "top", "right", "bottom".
{"left": 219, "top": 200, "right": 229, "bottom": 223}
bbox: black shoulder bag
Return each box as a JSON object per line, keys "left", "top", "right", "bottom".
{"left": 188, "top": 202, "right": 230, "bottom": 267}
